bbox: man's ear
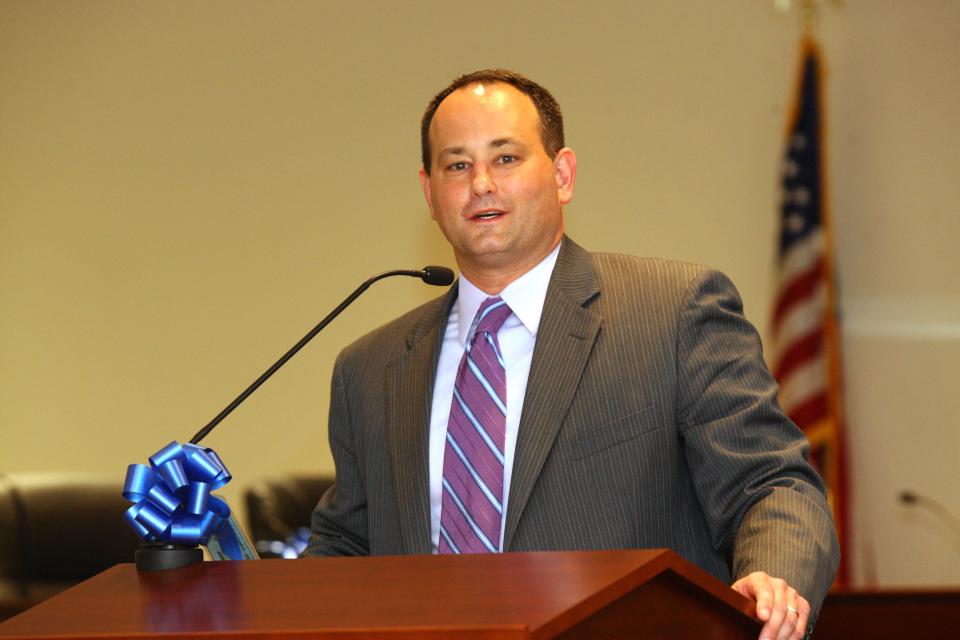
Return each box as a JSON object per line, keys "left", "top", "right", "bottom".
{"left": 419, "top": 167, "right": 437, "bottom": 220}
{"left": 554, "top": 148, "right": 577, "bottom": 205}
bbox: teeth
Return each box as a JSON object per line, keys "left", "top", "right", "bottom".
{"left": 476, "top": 212, "right": 501, "bottom": 219}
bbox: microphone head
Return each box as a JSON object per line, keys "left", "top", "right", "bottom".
{"left": 899, "top": 490, "right": 919, "bottom": 504}
{"left": 421, "top": 266, "right": 455, "bottom": 286}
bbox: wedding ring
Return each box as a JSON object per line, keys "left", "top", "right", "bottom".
{"left": 786, "top": 605, "right": 799, "bottom": 614}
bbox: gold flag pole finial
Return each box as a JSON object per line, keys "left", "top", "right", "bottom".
{"left": 773, "top": 0, "right": 844, "bottom": 34}
{"left": 800, "top": 0, "right": 819, "bottom": 33}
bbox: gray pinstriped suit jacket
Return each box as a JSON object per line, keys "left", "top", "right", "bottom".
{"left": 306, "top": 237, "right": 839, "bottom": 612}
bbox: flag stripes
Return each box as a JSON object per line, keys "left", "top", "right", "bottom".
{"left": 770, "top": 38, "right": 849, "bottom": 585}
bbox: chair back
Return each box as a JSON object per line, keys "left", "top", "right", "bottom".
{"left": 0, "top": 473, "right": 140, "bottom": 620}
{"left": 244, "top": 474, "right": 335, "bottom": 544}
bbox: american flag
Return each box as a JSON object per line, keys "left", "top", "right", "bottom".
{"left": 769, "top": 39, "right": 849, "bottom": 585}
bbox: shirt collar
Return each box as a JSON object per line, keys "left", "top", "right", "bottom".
{"left": 456, "top": 241, "right": 562, "bottom": 347}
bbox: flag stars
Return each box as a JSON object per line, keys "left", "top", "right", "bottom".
{"left": 783, "top": 187, "right": 811, "bottom": 208}
{"left": 786, "top": 212, "right": 806, "bottom": 233}
{"left": 783, "top": 160, "right": 800, "bottom": 179}
{"left": 792, "top": 187, "right": 811, "bottom": 206}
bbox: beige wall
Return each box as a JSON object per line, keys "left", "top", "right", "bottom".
{"left": 1, "top": 1, "right": 958, "bottom": 586}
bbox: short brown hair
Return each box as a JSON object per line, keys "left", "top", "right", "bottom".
{"left": 420, "top": 69, "right": 565, "bottom": 175}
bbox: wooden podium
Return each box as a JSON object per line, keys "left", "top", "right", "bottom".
{"left": 0, "top": 549, "right": 760, "bottom": 639}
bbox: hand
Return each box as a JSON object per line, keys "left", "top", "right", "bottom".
{"left": 731, "top": 572, "right": 810, "bottom": 640}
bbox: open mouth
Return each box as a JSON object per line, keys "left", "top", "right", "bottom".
{"left": 471, "top": 210, "right": 506, "bottom": 221}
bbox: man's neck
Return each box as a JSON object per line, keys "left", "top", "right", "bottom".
{"left": 456, "top": 240, "right": 563, "bottom": 295}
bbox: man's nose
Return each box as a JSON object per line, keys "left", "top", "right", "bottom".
{"left": 471, "top": 163, "right": 497, "bottom": 196}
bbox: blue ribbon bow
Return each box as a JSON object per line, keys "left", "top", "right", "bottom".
{"left": 122, "top": 441, "right": 233, "bottom": 548}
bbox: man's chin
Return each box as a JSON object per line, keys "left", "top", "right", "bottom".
{"left": 456, "top": 245, "right": 553, "bottom": 283}
{"left": 455, "top": 235, "right": 513, "bottom": 260}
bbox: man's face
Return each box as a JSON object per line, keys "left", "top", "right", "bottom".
{"left": 419, "top": 82, "right": 575, "bottom": 288}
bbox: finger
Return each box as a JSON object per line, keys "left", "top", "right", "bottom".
{"left": 759, "top": 579, "right": 789, "bottom": 640}
{"left": 731, "top": 573, "right": 770, "bottom": 620}
{"left": 752, "top": 581, "right": 774, "bottom": 621}
{"left": 789, "top": 596, "right": 811, "bottom": 640}
{"left": 775, "top": 595, "right": 799, "bottom": 640}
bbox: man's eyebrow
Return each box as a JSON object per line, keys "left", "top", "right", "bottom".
{"left": 437, "top": 138, "right": 526, "bottom": 159}
{"left": 438, "top": 146, "right": 465, "bottom": 158}
{"left": 491, "top": 137, "right": 524, "bottom": 149}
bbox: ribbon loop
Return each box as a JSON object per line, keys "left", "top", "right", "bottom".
{"left": 122, "top": 441, "right": 234, "bottom": 549}
{"left": 185, "top": 481, "right": 210, "bottom": 515}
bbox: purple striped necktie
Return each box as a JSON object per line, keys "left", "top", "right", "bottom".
{"left": 438, "top": 296, "right": 512, "bottom": 554}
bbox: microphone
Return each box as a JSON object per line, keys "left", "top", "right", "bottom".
{"left": 899, "top": 490, "right": 960, "bottom": 540}
{"left": 188, "top": 266, "right": 454, "bottom": 445}
{"left": 420, "top": 265, "right": 455, "bottom": 286}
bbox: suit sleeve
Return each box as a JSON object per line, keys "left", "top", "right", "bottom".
{"left": 674, "top": 268, "right": 839, "bottom": 611}
{"left": 303, "top": 352, "right": 371, "bottom": 556}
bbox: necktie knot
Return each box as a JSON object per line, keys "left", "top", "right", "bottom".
{"left": 474, "top": 297, "right": 511, "bottom": 338}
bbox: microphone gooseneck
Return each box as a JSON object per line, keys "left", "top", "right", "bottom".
{"left": 899, "top": 490, "right": 960, "bottom": 540}
{"left": 188, "top": 265, "right": 454, "bottom": 445}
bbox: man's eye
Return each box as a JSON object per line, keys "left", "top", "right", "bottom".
{"left": 498, "top": 154, "right": 518, "bottom": 164}
{"left": 447, "top": 161, "right": 468, "bottom": 171}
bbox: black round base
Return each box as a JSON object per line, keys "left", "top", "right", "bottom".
{"left": 135, "top": 543, "right": 203, "bottom": 571}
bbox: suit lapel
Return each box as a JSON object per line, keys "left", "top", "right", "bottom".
{"left": 503, "top": 238, "right": 601, "bottom": 548}
{"left": 385, "top": 287, "right": 456, "bottom": 554}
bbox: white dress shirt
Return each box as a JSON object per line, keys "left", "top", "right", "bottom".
{"left": 428, "top": 242, "right": 561, "bottom": 552}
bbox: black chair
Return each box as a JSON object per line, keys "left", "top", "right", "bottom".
{"left": 244, "top": 474, "right": 335, "bottom": 557}
{"left": 0, "top": 472, "right": 140, "bottom": 621}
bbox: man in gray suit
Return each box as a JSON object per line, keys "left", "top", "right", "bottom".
{"left": 305, "top": 69, "right": 839, "bottom": 640}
